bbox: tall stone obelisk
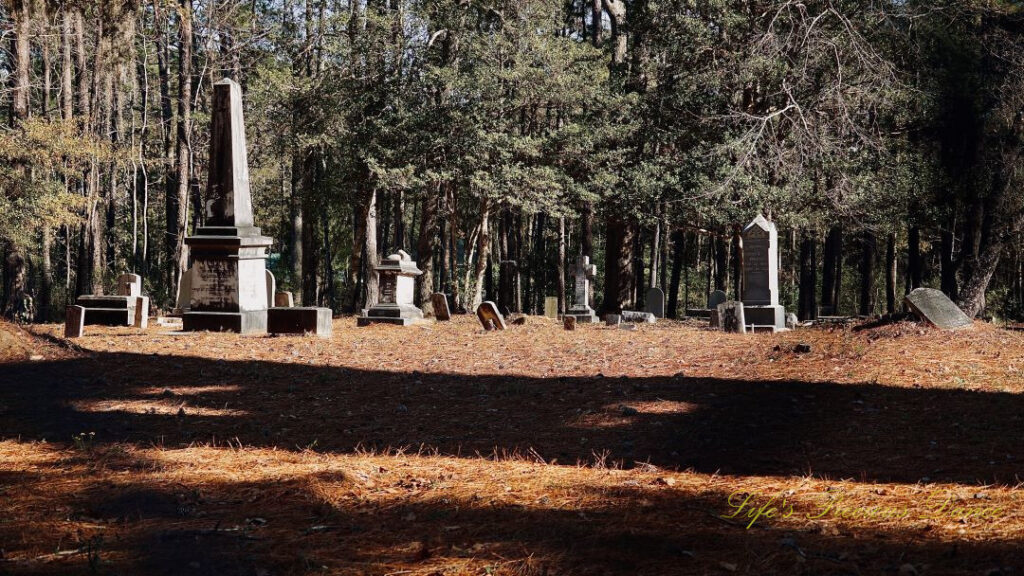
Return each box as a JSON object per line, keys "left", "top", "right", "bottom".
{"left": 182, "top": 78, "right": 273, "bottom": 334}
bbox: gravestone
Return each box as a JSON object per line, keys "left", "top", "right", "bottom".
{"left": 645, "top": 287, "right": 665, "bottom": 318}
{"left": 358, "top": 250, "right": 424, "bottom": 326}
{"left": 432, "top": 293, "right": 451, "bottom": 321}
{"left": 268, "top": 307, "right": 332, "bottom": 337}
{"left": 544, "top": 297, "right": 559, "bottom": 319}
{"left": 274, "top": 291, "right": 294, "bottom": 308}
{"left": 708, "top": 290, "right": 727, "bottom": 309}
{"left": 134, "top": 296, "right": 149, "bottom": 329}
{"left": 621, "top": 310, "right": 656, "bottom": 324}
{"left": 265, "top": 270, "right": 276, "bottom": 309}
{"left": 605, "top": 314, "right": 621, "bottom": 326}
{"left": 718, "top": 301, "right": 746, "bottom": 334}
{"left": 566, "top": 255, "right": 599, "bottom": 323}
{"left": 75, "top": 295, "right": 135, "bottom": 326}
{"left": 117, "top": 274, "right": 142, "bottom": 297}
{"left": 65, "top": 305, "right": 85, "bottom": 338}
{"left": 183, "top": 78, "right": 273, "bottom": 334}
{"left": 905, "top": 288, "right": 972, "bottom": 329}
{"left": 563, "top": 316, "right": 577, "bottom": 330}
{"left": 741, "top": 215, "right": 785, "bottom": 332}
{"left": 476, "top": 301, "right": 506, "bottom": 331}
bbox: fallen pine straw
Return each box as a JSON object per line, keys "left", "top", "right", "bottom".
{"left": 0, "top": 317, "right": 1022, "bottom": 575}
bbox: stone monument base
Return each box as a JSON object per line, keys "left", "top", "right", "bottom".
{"left": 565, "top": 305, "right": 599, "bottom": 323}
{"left": 357, "top": 303, "right": 424, "bottom": 326}
{"left": 743, "top": 305, "right": 786, "bottom": 332}
{"left": 268, "top": 307, "right": 332, "bottom": 337}
{"left": 183, "top": 310, "right": 268, "bottom": 334}
{"left": 75, "top": 295, "right": 137, "bottom": 326}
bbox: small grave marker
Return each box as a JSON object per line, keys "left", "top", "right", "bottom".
{"left": 65, "top": 305, "right": 85, "bottom": 338}
{"left": 432, "top": 293, "right": 451, "bottom": 321}
{"left": 904, "top": 288, "right": 972, "bottom": 330}
{"left": 476, "top": 301, "right": 506, "bottom": 331}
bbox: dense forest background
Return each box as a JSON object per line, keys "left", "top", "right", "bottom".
{"left": 1, "top": 0, "right": 1022, "bottom": 323}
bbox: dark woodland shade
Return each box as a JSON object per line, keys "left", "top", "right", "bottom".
{"left": 205, "top": 78, "right": 254, "bottom": 230}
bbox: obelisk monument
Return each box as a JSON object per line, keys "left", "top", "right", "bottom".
{"left": 182, "top": 78, "right": 273, "bottom": 334}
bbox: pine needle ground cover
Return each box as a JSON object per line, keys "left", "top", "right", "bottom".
{"left": 2, "top": 318, "right": 1023, "bottom": 575}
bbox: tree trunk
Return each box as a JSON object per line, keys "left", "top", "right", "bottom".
{"left": 416, "top": 190, "right": 438, "bottom": 307}
{"left": 821, "top": 225, "right": 842, "bottom": 314}
{"left": 171, "top": 0, "right": 193, "bottom": 306}
{"left": 940, "top": 227, "right": 958, "bottom": 300}
{"left": 859, "top": 230, "right": 877, "bottom": 316}
{"left": 797, "top": 230, "right": 817, "bottom": 321}
{"left": 885, "top": 232, "right": 897, "bottom": 314}
{"left": 600, "top": 216, "right": 634, "bottom": 315}
{"left": 667, "top": 229, "right": 684, "bottom": 319}
{"left": 12, "top": 0, "right": 30, "bottom": 123}
{"left": 907, "top": 226, "right": 922, "bottom": 292}
{"left": 61, "top": 7, "right": 73, "bottom": 121}
{"left": 649, "top": 216, "right": 660, "bottom": 288}
{"left": 364, "top": 189, "right": 379, "bottom": 308}
{"left": 472, "top": 198, "right": 491, "bottom": 308}
{"left": 558, "top": 216, "right": 566, "bottom": 314}
{"left": 713, "top": 230, "right": 727, "bottom": 293}
{"left": 730, "top": 225, "right": 742, "bottom": 300}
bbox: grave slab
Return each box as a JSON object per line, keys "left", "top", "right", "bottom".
{"left": 268, "top": 307, "right": 332, "bottom": 337}
{"left": 905, "top": 288, "right": 972, "bottom": 329}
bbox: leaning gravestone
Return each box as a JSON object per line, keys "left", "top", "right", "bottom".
{"left": 741, "top": 214, "right": 785, "bottom": 332}
{"left": 718, "top": 301, "right": 746, "bottom": 334}
{"left": 645, "top": 287, "right": 665, "bottom": 318}
{"left": 432, "top": 293, "right": 451, "bottom": 321}
{"left": 544, "top": 297, "right": 559, "bottom": 319}
{"left": 905, "top": 288, "right": 972, "bottom": 330}
{"left": 476, "top": 301, "right": 507, "bottom": 331}
{"left": 134, "top": 296, "right": 149, "bottom": 329}
{"left": 183, "top": 78, "right": 272, "bottom": 334}
{"left": 65, "top": 305, "right": 85, "bottom": 338}
{"left": 566, "top": 255, "right": 599, "bottom": 323}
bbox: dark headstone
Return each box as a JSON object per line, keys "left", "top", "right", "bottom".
{"left": 275, "top": 291, "right": 294, "bottom": 307}
{"left": 904, "top": 288, "right": 972, "bottom": 329}
{"left": 134, "top": 296, "right": 149, "bottom": 329}
{"left": 432, "top": 293, "right": 451, "bottom": 321}
{"left": 563, "top": 316, "right": 577, "bottom": 331}
{"left": 65, "top": 305, "right": 85, "bottom": 338}
{"left": 267, "top": 307, "right": 332, "bottom": 338}
{"left": 645, "top": 287, "right": 665, "bottom": 318}
{"left": 718, "top": 301, "right": 746, "bottom": 334}
{"left": 476, "top": 301, "right": 506, "bottom": 331}
{"left": 707, "top": 290, "right": 727, "bottom": 310}
{"left": 605, "top": 314, "right": 621, "bottom": 326}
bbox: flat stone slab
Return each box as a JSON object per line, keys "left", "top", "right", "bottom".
{"left": 621, "top": 310, "right": 656, "bottom": 324}
{"left": 905, "top": 288, "right": 972, "bottom": 329}
{"left": 268, "top": 307, "right": 332, "bottom": 337}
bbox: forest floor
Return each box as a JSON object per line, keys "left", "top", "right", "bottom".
{"left": 1, "top": 315, "right": 1024, "bottom": 575}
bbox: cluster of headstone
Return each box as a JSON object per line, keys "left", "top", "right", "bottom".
{"left": 65, "top": 273, "right": 149, "bottom": 338}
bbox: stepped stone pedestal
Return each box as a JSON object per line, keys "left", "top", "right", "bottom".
{"left": 182, "top": 78, "right": 272, "bottom": 335}
{"left": 358, "top": 251, "right": 424, "bottom": 326}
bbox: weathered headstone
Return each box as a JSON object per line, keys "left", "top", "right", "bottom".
{"left": 432, "top": 293, "right": 451, "bottom": 321}
{"left": 566, "top": 255, "right": 599, "bottom": 323}
{"left": 645, "top": 287, "right": 665, "bottom": 318}
{"left": 718, "top": 301, "right": 746, "bottom": 334}
{"left": 265, "top": 270, "right": 276, "bottom": 309}
{"left": 476, "top": 301, "right": 506, "bottom": 331}
{"left": 274, "top": 291, "right": 294, "bottom": 308}
{"left": 621, "top": 310, "right": 656, "bottom": 324}
{"left": 707, "top": 290, "right": 727, "bottom": 310}
{"left": 117, "top": 273, "right": 142, "bottom": 297}
{"left": 359, "top": 250, "right": 425, "bottom": 326}
{"left": 134, "top": 296, "right": 149, "bottom": 329}
{"left": 64, "top": 305, "right": 85, "bottom": 338}
{"left": 605, "top": 314, "right": 621, "bottom": 326}
{"left": 268, "top": 307, "right": 332, "bottom": 337}
{"left": 563, "top": 316, "right": 577, "bottom": 331}
{"left": 905, "top": 288, "right": 972, "bottom": 329}
{"left": 543, "top": 297, "right": 559, "bottom": 319}
{"left": 741, "top": 215, "right": 785, "bottom": 331}
{"left": 183, "top": 78, "right": 273, "bottom": 334}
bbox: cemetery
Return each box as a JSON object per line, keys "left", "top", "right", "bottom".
{"left": 3, "top": 3, "right": 1024, "bottom": 575}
